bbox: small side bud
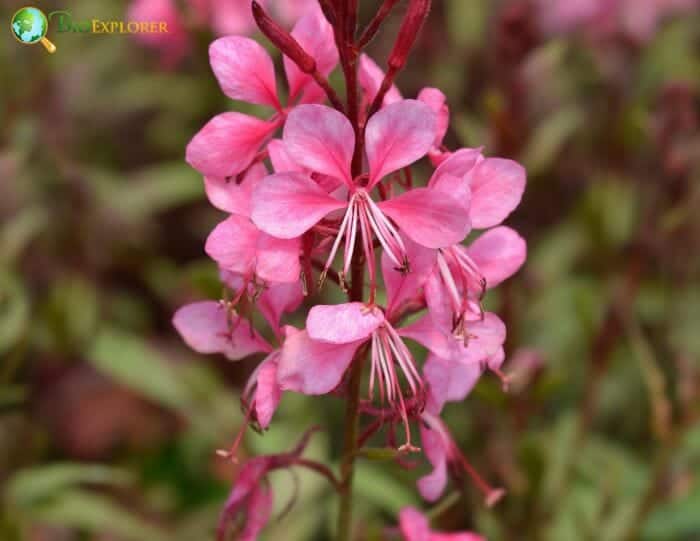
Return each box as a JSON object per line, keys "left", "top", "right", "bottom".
{"left": 388, "top": 0, "right": 431, "bottom": 71}
{"left": 252, "top": 1, "right": 317, "bottom": 74}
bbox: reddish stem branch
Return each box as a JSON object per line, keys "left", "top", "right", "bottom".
{"left": 357, "top": 0, "right": 401, "bottom": 49}
{"left": 252, "top": 1, "right": 345, "bottom": 112}
{"left": 293, "top": 458, "right": 343, "bottom": 491}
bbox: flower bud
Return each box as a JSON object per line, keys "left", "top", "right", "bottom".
{"left": 388, "top": 0, "right": 431, "bottom": 71}
{"left": 251, "top": 1, "right": 316, "bottom": 74}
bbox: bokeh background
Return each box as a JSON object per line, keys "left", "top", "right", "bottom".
{"left": 2, "top": 0, "right": 700, "bottom": 539}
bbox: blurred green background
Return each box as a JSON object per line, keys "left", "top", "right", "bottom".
{"left": 1, "top": 0, "right": 700, "bottom": 539}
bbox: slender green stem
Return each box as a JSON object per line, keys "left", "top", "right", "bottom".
{"left": 337, "top": 248, "right": 365, "bottom": 541}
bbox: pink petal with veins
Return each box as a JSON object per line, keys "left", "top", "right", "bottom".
{"left": 283, "top": 105, "right": 354, "bottom": 185}
{"left": 186, "top": 113, "right": 276, "bottom": 178}
{"left": 277, "top": 330, "right": 362, "bottom": 394}
{"left": 465, "top": 226, "right": 526, "bottom": 288}
{"left": 210, "top": 36, "right": 279, "bottom": 108}
{"left": 378, "top": 188, "right": 471, "bottom": 248}
{"left": 468, "top": 157, "right": 526, "bottom": 229}
{"left": 366, "top": 100, "right": 436, "bottom": 187}
{"left": 204, "top": 162, "right": 267, "bottom": 216}
{"left": 251, "top": 172, "right": 346, "bottom": 238}
{"left": 173, "top": 301, "right": 271, "bottom": 360}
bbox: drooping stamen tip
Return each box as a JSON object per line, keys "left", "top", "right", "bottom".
{"left": 300, "top": 270, "right": 309, "bottom": 296}
{"left": 338, "top": 271, "right": 348, "bottom": 293}
{"left": 485, "top": 487, "right": 506, "bottom": 508}
{"left": 490, "top": 367, "right": 511, "bottom": 393}
{"left": 317, "top": 270, "right": 327, "bottom": 289}
{"left": 215, "top": 449, "right": 240, "bottom": 464}
{"left": 398, "top": 443, "right": 421, "bottom": 454}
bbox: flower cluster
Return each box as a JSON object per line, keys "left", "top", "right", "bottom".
{"left": 174, "top": 1, "right": 526, "bottom": 539}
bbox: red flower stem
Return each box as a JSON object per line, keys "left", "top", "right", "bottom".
{"left": 337, "top": 72, "right": 366, "bottom": 538}
{"left": 367, "top": 0, "right": 432, "bottom": 118}
{"left": 357, "top": 0, "right": 400, "bottom": 50}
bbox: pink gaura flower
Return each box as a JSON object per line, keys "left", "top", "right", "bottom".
{"left": 418, "top": 409, "right": 505, "bottom": 506}
{"left": 358, "top": 54, "right": 450, "bottom": 165}
{"left": 173, "top": 276, "right": 303, "bottom": 429}
{"left": 251, "top": 101, "right": 470, "bottom": 300}
{"left": 216, "top": 427, "right": 319, "bottom": 541}
{"left": 390, "top": 148, "right": 526, "bottom": 340}
{"left": 186, "top": 6, "right": 338, "bottom": 179}
{"left": 277, "top": 260, "right": 498, "bottom": 450}
{"left": 217, "top": 456, "right": 273, "bottom": 541}
{"left": 400, "top": 311, "right": 508, "bottom": 413}
{"left": 398, "top": 507, "right": 485, "bottom": 541}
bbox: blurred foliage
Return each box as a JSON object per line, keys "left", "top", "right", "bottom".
{"left": 1, "top": 0, "right": 700, "bottom": 540}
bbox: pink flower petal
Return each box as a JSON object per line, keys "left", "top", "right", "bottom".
{"left": 239, "top": 484, "right": 273, "bottom": 541}
{"left": 277, "top": 330, "right": 362, "bottom": 394}
{"left": 306, "top": 303, "right": 384, "bottom": 344}
{"left": 417, "top": 87, "right": 449, "bottom": 148}
{"left": 255, "top": 232, "right": 301, "bottom": 283}
{"left": 378, "top": 188, "right": 471, "bottom": 248}
{"left": 398, "top": 507, "right": 432, "bottom": 541}
{"left": 172, "top": 301, "right": 271, "bottom": 360}
{"left": 358, "top": 54, "right": 402, "bottom": 107}
{"left": 454, "top": 313, "right": 507, "bottom": 363}
{"left": 428, "top": 147, "right": 483, "bottom": 205}
{"left": 251, "top": 172, "right": 346, "bottom": 238}
{"left": 468, "top": 157, "right": 526, "bottom": 229}
{"left": 186, "top": 113, "right": 276, "bottom": 178}
{"left": 399, "top": 506, "right": 486, "bottom": 541}
{"left": 204, "top": 162, "right": 267, "bottom": 216}
{"left": 284, "top": 5, "right": 338, "bottom": 103}
{"left": 465, "top": 226, "right": 526, "bottom": 288}
{"left": 268, "top": 139, "right": 303, "bottom": 173}
{"left": 366, "top": 100, "right": 436, "bottom": 187}
{"left": 423, "top": 271, "right": 454, "bottom": 335}
{"left": 253, "top": 357, "right": 282, "bottom": 429}
{"left": 418, "top": 424, "right": 449, "bottom": 502}
{"left": 382, "top": 235, "right": 436, "bottom": 319}
{"left": 205, "top": 215, "right": 257, "bottom": 276}
{"left": 399, "top": 313, "right": 454, "bottom": 360}
{"left": 283, "top": 105, "right": 354, "bottom": 185}
{"left": 258, "top": 281, "right": 304, "bottom": 334}
{"left": 209, "top": 36, "right": 279, "bottom": 108}
{"left": 424, "top": 354, "right": 483, "bottom": 410}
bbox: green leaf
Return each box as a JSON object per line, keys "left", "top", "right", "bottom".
{"left": 0, "top": 272, "right": 29, "bottom": 355}
{"left": 642, "top": 486, "right": 700, "bottom": 540}
{"left": 0, "top": 206, "right": 48, "bottom": 264}
{"left": 88, "top": 327, "right": 192, "bottom": 411}
{"left": 90, "top": 163, "right": 203, "bottom": 224}
{"left": 522, "top": 107, "right": 584, "bottom": 177}
{"left": 29, "top": 489, "right": 168, "bottom": 541}
{"left": 355, "top": 463, "right": 420, "bottom": 514}
{"left": 6, "top": 463, "right": 132, "bottom": 506}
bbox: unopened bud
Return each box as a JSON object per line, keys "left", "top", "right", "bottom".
{"left": 252, "top": 1, "right": 317, "bottom": 74}
{"left": 388, "top": 0, "right": 431, "bottom": 71}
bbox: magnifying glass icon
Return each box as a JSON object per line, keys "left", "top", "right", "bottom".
{"left": 11, "top": 7, "right": 57, "bottom": 53}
